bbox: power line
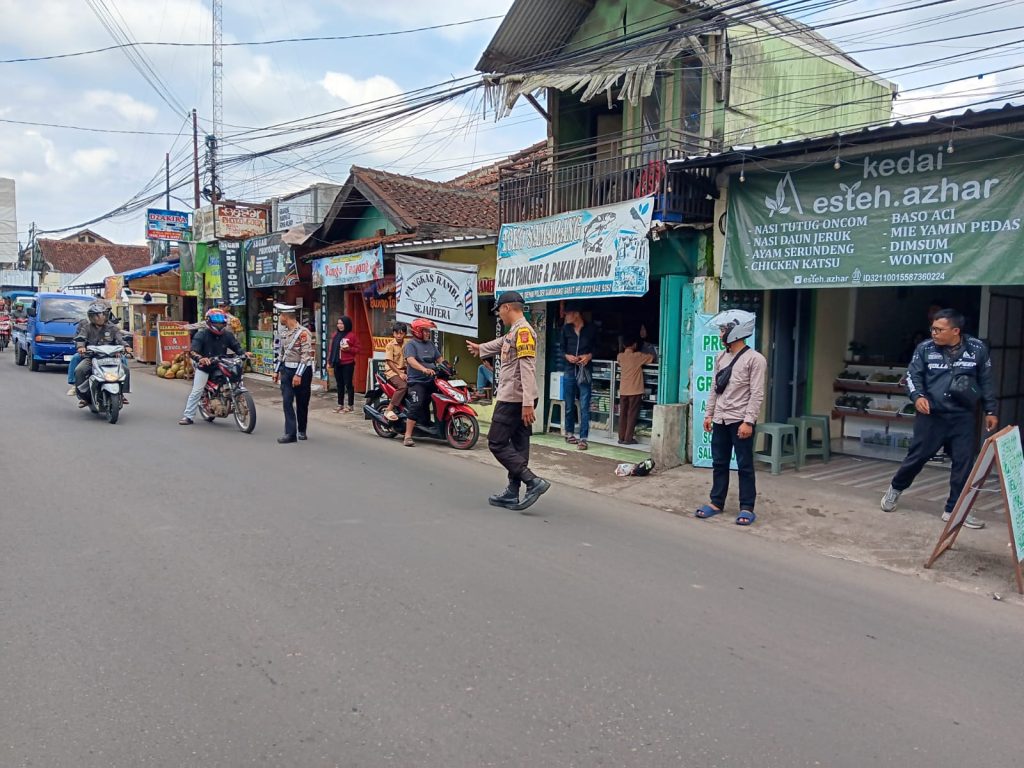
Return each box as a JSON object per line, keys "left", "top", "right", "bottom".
{"left": 0, "top": 15, "right": 506, "bottom": 64}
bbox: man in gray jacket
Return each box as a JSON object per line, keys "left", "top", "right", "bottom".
{"left": 73, "top": 301, "right": 131, "bottom": 406}
{"left": 881, "top": 309, "right": 998, "bottom": 527}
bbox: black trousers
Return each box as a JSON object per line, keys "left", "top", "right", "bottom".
{"left": 710, "top": 421, "right": 757, "bottom": 511}
{"left": 281, "top": 368, "right": 312, "bottom": 437}
{"left": 334, "top": 362, "right": 355, "bottom": 407}
{"left": 891, "top": 411, "right": 976, "bottom": 514}
{"left": 488, "top": 400, "right": 536, "bottom": 489}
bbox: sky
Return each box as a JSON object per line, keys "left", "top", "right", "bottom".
{"left": 0, "top": 0, "right": 1021, "bottom": 249}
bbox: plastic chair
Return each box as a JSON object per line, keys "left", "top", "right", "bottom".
{"left": 787, "top": 415, "right": 831, "bottom": 466}
{"left": 754, "top": 423, "right": 799, "bottom": 475}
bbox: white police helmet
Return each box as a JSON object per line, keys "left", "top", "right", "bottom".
{"left": 708, "top": 309, "right": 756, "bottom": 344}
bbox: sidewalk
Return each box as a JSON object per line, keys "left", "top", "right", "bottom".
{"left": 184, "top": 371, "right": 1024, "bottom": 604}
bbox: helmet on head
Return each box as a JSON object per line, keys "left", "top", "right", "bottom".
{"left": 87, "top": 301, "right": 110, "bottom": 323}
{"left": 410, "top": 317, "right": 436, "bottom": 340}
{"left": 205, "top": 307, "right": 228, "bottom": 335}
{"left": 708, "top": 309, "right": 756, "bottom": 345}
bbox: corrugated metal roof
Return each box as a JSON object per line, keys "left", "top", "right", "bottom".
{"left": 667, "top": 103, "right": 1024, "bottom": 169}
{"left": 476, "top": 0, "right": 594, "bottom": 73}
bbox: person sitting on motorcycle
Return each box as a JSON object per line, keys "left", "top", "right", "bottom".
{"left": 383, "top": 322, "right": 409, "bottom": 422}
{"left": 401, "top": 317, "right": 448, "bottom": 447}
{"left": 179, "top": 308, "right": 247, "bottom": 425}
{"left": 73, "top": 301, "right": 131, "bottom": 407}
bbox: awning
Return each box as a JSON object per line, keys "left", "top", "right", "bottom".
{"left": 484, "top": 38, "right": 688, "bottom": 118}
{"left": 120, "top": 260, "right": 179, "bottom": 282}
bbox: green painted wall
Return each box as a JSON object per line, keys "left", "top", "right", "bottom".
{"left": 724, "top": 25, "right": 893, "bottom": 145}
{"left": 349, "top": 206, "right": 396, "bottom": 240}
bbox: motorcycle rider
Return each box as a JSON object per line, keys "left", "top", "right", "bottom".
{"left": 73, "top": 301, "right": 132, "bottom": 408}
{"left": 178, "top": 308, "right": 246, "bottom": 425}
{"left": 401, "top": 317, "right": 448, "bottom": 447}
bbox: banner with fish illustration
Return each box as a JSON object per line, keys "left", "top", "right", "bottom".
{"left": 495, "top": 196, "right": 654, "bottom": 302}
{"left": 394, "top": 253, "right": 479, "bottom": 336}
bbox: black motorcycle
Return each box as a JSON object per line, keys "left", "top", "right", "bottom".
{"left": 197, "top": 355, "right": 256, "bottom": 433}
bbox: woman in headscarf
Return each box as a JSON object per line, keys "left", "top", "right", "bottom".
{"left": 329, "top": 315, "right": 360, "bottom": 413}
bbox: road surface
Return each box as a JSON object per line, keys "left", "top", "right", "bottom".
{"left": 2, "top": 360, "right": 1022, "bottom": 767}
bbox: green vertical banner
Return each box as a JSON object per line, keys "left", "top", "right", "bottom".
{"left": 179, "top": 241, "right": 197, "bottom": 295}
{"left": 724, "top": 136, "right": 1024, "bottom": 289}
{"left": 690, "top": 314, "right": 754, "bottom": 468}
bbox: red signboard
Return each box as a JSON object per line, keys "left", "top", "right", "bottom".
{"left": 157, "top": 320, "right": 191, "bottom": 364}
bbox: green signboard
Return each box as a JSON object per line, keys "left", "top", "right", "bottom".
{"left": 724, "top": 136, "right": 1024, "bottom": 289}
{"left": 996, "top": 427, "right": 1024, "bottom": 564}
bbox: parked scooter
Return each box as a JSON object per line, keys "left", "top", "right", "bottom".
{"left": 78, "top": 344, "right": 130, "bottom": 424}
{"left": 196, "top": 354, "right": 256, "bottom": 433}
{"left": 363, "top": 358, "right": 479, "bottom": 449}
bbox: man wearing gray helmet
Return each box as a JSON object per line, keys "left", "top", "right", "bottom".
{"left": 695, "top": 310, "right": 767, "bottom": 526}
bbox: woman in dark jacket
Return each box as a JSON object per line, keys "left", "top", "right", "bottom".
{"left": 329, "top": 315, "right": 360, "bottom": 412}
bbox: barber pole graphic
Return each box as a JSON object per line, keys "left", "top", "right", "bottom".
{"left": 464, "top": 285, "right": 475, "bottom": 319}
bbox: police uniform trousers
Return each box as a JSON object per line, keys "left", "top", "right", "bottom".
{"left": 488, "top": 400, "right": 537, "bottom": 488}
{"left": 281, "top": 368, "right": 313, "bottom": 437}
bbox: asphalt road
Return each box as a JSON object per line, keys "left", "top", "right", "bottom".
{"left": 2, "top": 359, "right": 1023, "bottom": 768}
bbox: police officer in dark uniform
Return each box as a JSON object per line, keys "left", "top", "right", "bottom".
{"left": 467, "top": 291, "right": 550, "bottom": 511}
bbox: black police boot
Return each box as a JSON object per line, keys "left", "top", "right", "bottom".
{"left": 488, "top": 485, "right": 521, "bottom": 508}
{"left": 513, "top": 477, "right": 551, "bottom": 511}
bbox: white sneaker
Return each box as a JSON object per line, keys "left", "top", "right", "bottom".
{"left": 880, "top": 486, "right": 902, "bottom": 512}
{"left": 66, "top": 386, "right": 76, "bottom": 396}
{"left": 941, "top": 511, "right": 985, "bottom": 529}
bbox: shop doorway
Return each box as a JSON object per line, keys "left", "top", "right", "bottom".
{"left": 987, "top": 289, "right": 1024, "bottom": 427}
{"left": 767, "top": 289, "right": 812, "bottom": 423}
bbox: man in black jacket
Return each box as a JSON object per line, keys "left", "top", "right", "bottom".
{"left": 178, "top": 309, "right": 246, "bottom": 425}
{"left": 881, "top": 309, "right": 999, "bottom": 528}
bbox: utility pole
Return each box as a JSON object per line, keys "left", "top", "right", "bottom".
{"left": 211, "top": 0, "right": 223, "bottom": 199}
{"left": 27, "top": 221, "right": 36, "bottom": 289}
{"left": 165, "top": 152, "right": 171, "bottom": 209}
{"left": 192, "top": 108, "right": 200, "bottom": 209}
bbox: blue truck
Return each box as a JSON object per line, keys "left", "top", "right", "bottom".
{"left": 12, "top": 292, "right": 94, "bottom": 371}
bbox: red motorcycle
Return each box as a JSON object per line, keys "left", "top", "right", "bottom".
{"left": 0, "top": 314, "right": 10, "bottom": 352}
{"left": 363, "top": 359, "right": 479, "bottom": 450}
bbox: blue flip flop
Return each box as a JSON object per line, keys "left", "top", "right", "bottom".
{"left": 695, "top": 504, "right": 721, "bottom": 519}
{"left": 736, "top": 510, "right": 756, "bottom": 526}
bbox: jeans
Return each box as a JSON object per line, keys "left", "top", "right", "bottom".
{"left": 281, "top": 368, "right": 313, "bottom": 437}
{"left": 182, "top": 369, "right": 210, "bottom": 419}
{"left": 67, "top": 352, "right": 82, "bottom": 384}
{"left": 890, "top": 411, "right": 976, "bottom": 514}
{"left": 335, "top": 362, "right": 355, "bottom": 407}
{"left": 562, "top": 372, "right": 592, "bottom": 439}
{"left": 710, "top": 421, "right": 757, "bottom": 511}
{"left": 476, "top": 364, "right": 494, "bottom": 391}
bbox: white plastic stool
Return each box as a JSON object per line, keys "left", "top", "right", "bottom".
{"left": 547, "top": 398, "right": 581, "bottom": 433}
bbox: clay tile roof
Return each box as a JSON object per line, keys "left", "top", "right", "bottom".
{"left": 351, "top": 166, "right": 498, "bottom": 233}
{"left": 445, "top": 141, "right": 549, "bottom": 191}
{"left": 304, "top": 232, "right": 419, "bottom": 261}
{"left": 37, "top": 239, "right": 151, "bottom": 275}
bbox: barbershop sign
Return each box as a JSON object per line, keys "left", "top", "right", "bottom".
{"left": 724, "top": 136, "right": 1024, "bottom": 289}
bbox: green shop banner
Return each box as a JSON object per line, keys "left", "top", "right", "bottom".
{"left": 724, "top": 137, "right": 1024, "bottom": 289}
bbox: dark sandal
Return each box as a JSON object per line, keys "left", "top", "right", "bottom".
{"left": 577, "top": 440, "right": 589, "bottom": 451}
{"left": 736, "top": 510, "right": 757, "bottom": 526}
{"left": 565, "top": 435, "right": 578, "bottom": 444}
{"left": 695, "top": 504, "right": 721, "bottom": 519}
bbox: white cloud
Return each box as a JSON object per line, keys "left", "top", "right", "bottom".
{"left": 327, "top": 0, "right": 512, "bottom": 40}
{"left": 321, "top": 72, "right": 403, "bottom": 105}
{"left": 80, "top": 90, "right": 159, "bottom": 124}
{"left": 71, "top": 147, "right": 119, "bottom": 176}
{"left": 893, "top": 74, "right": 1007, "bottom": 122}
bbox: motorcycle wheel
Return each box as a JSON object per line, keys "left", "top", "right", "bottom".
{"left": 372, "top": 417, "right": 398, "bottom": 439}
{"left": 234, "top": 391, "right": 256, "bottom": 434}
{"left": 446, "top": 413, "right": 479, "bottom": 450}
{"left": 0, "top": 335, "right": 7, "bottom": 351}
{"left": 197, "top": 399, "right": 216, "bottom": 423}
{"left": 106, "top": 394, "right": 121, "bottom": 424}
